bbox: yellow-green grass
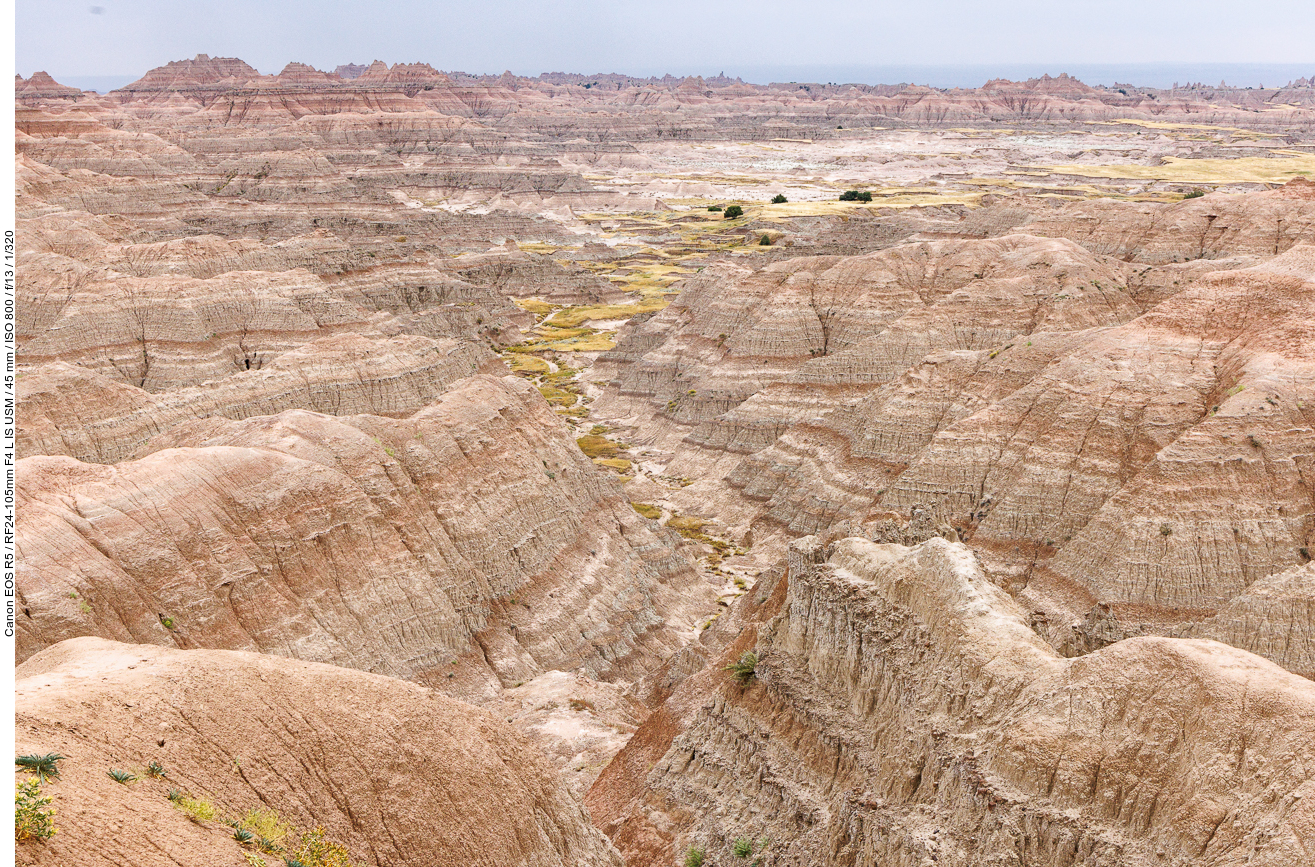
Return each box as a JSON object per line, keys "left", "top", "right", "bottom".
{"left": 576, "top": 435, "right": 621, "bottom": 458}
{"left": 505, "top": 354, "right": 550, "bottom": 374}
{"left": 538, "top": 385, "right": 577, "bottom": 407}
{"left": 513, "top": 298, "right": 557, "bottom": 316}
{"left": 594, "top": 457, "right": 632, "bottom": 471}
{"left": 1041, "top": 151, "right": 1315, "bottom": 185}
{"left": 545, "top": 297, "right": 670, "bottom": 328}
{"left": 631, "top": 502, "right": 662, "bottom": 519}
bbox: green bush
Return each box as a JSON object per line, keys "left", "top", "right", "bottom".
{"left": 723, "top": 205, "right": 744, "bottom": 219}
{"left": 15, "top": 753, "right": 63, "bottom": 784}
{"left": 707, "top": 204, "right": 723, "bottom": 212}
{"left": 839, "top": 190, "right": 872, "bottom": 202}
{"left": 770, "top": 194, "right": 787, "bottom": 203}
{"left": 684, "top": 846, "right": 706, "bottom": 867}
{"left": 108, "top": 769, "right": 137, "bottom": 784}
{"left": 724, "top": 650, "right": 758, "bottom": 685}
{"left": 758, "top": 235, "right": 772, "bottom": 246}
{"left": 15, "top": 777, "right": 57, "bottom": 841}
{"left": 1182, "top": 189, "right": 1205, "bottom": 199}
{"left": 733, "top": 837, "right": 754, "bottom": 857}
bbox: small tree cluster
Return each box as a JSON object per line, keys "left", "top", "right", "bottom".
{"left": 770, "top": 194, "right": 787, "bottom": 203}
{"left": 723, "top": 205, "right": 744, "bottom": 219}
{"left": 839, "top": 190, "right": 872, "bottom": 202}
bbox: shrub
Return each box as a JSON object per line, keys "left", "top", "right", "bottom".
{"left": 108, "top": 769, "right": 137, "bottom": 784}
{"left": 725, "top": 651, "right": 759, "bottom": 685}
{"left": 707, "top": 205, "right": 723, "bottom": 212}
{"left": 235, "top": 828, "right": 256, "bottom": 844}
{"left": 684, "top": 846, "right": 706, "bottom": 867}
{"left": 288, "top": 826, "right": 361, "bottom": 867}
{"left": 15, "top": 777, "right": 57, "bottom": 841}
{"left": 146, "top": 760, "right": 166, "bottom": 778}
{"left": 723, "top": 205, "right": 744, "bottom": 219}
{"left": 770, "top": 194, "right": 787, "bottom": 203}
{"left": 15, "top": 753, "right": 63, "bottom": 784}
{"left": 758, "top": 235, "right": 772, "bottom": 246}
{"left": 839, "top": 190, "right": 872, "bottom": 202}
{"left": 1182, "top": 189, "right": 1205, "bottom": 198}
{"left": 733, "top": 837, "right": 754, "bottom": 857}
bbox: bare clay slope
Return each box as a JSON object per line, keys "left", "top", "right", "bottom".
{"left": 15, "top": 637, "right": 621, "bottom": 867}
{"left": 17, "top": 374, "right": 712, "bottom": 693}
{"left": 588, "top": 537, "right": 1315, "bottom": 867}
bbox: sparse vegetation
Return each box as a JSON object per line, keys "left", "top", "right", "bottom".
{"left": 238, "top": 807, "right": 293, "bottom": 849}
{"left": 839, "top": 190, "right": 873, "bottom": 202}
{"left": 235, "top": 828, "right": 256, "bottom": 844}
{"left": 723, "top": 205, "right": 744, "bottom": 219}
{"left": 725, "top": 651, "right": 759, "bottom": 685}
{"left": 576, "top": 434, "right": 621, "bottom": 458}
{"left": 631, "top": 502, "right": 662, "bottom": 520}
{"left": 146, "top": 760, "right": 167, "bottom": 778}
{"left": 15, "top": 777, "right": 57, "bottom": 841}
{"left": 15, "top": 753, "right": 63, "bottom": 784}
{"left": 172, "top": 793, "right": 220, "bottom": 823}
{"left": 733, "top": 836, "right": 754, "bottom": 857}
{"left": 108, "top": 768, "right": 137, "bottom": 784}
{"left": 288, "top": 826, "right": 363, "bottom": 867}
{"left": 684, "top": 845, "right": 706, "bottom": 867}
{"left": 1182, "top": 189, "right": 1206, "bottom": 198}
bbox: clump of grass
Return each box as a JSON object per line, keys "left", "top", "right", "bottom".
{"left": 15, "top": 753, "right": 63, "bottom": 784}
{"left": 238, "top": 807, "right": 292, "bottom": 848}
{"left": 576, "top": 434, "right": 620, "bottom": 458}
{"left": 108, "top": 769, "right": 137, "bottom": 784}
{"left": 15, "top": 777, "right": 57, "bottom": 841}
{"left": 172, "top": 793, "right": 220, "bottom": 823}
{"left": 733, "top": 836, "right": 754, "bottom": 857}
{"left": 288, "top": 826, "right": 363, "bottom": 867}
{"left": 725, "top": 651, "right": 759, "bottom": 686}
{"left": 146, "top": 760, "right": 166, "bottom": 779}
{"left": 684, "top": 845, "right": 706, "bottom": 867}
{"left": 631, "top": 502, "right": 662, "bottom": 520}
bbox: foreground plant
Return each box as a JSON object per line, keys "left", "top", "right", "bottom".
{"left": 15, "top": 777, "right": 57, "bottom": 841}
{"left": 15, "top": 753, "right": 63, "bottom": 784}
{"left": 108, "top": 768, "right": 137, "bottom": 784}
{"left": 724, "top": 650, "right": 759, "bottom": 685}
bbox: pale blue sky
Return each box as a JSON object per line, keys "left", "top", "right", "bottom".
{"left": 16, "top": 0, "right": 1315, "bottom": 87}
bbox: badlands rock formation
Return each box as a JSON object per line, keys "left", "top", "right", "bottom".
{"left": 14, "top": 59, "right": 1315, "bottom": 866}
{"left": 16, "top": 637, "right": 622, "bottom": 867}
{"left": 590, "top": 537, "right": 1315, "bottom": 867}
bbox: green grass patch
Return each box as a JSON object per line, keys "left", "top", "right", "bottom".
{"left": 631, "top": 502, "right": 662, "bottom": 519}
{"left": 576, "top": 435, "right": 621, "bottom": 458}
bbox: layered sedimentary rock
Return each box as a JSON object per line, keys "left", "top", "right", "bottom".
{"left": 16, "top": 375, "right": 712, "bottom": 692}
{"left": 16, "top": 637, "right": 622, "bottom": 867}
{"left": 589, "top": 537, "right": 1315, "bottom": 867}
{"left": 593, "top": 190, "right": 1315, "bottom": 676}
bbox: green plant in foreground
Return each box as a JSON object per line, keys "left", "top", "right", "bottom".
{"left": 289, "top": 826, "right": 362, "bottom": 867}
{"left": 238, "top": 806, "right": 292, "bottom": 848}
{"left": 146, "top": 760, "right": 167, "bottom": 778}
{"left": 684, "top": 845, "right": 706, "bottom": 867}
{"left": 733, "top": 836, "right": 754, "bottom": 857}
{"left": 108, "top": 768, "right": 137, "bottom": 784}
{"left": 15, "top": 753, "right": 63, "bottom": 783}
{"left": 15, "top": 777, "right": 57, "bottom": 841}
{"left": 725, "top": 650, "right": 759, "bottom": 685}
{"left": 235, "top": 828, "right": 256, "bottom": 844}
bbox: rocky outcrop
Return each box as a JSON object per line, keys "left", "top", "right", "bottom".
{"left": 589, "top": 536, "right": 1315, "bottom": 866}
{"left": 16, "top": 375, "right": 713, "bottom": 691}
{"left": 15, "top": 637, "right": 622, "bottom": 867}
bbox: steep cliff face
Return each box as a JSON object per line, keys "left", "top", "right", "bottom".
{"left": 16, "top": 637, "right": 623, "bottom": 867}
{"left": 589, "top": 537, "right": 1315, "bottom": 867}
{"left": 17, "top": 375, "right": 713, "bottom": 692}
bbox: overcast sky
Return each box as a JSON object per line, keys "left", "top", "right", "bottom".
{"left": 16, "top": 0, "right": 1315, "bottom": 86}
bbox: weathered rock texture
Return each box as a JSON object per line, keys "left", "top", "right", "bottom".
{"left": 16, "top": 375, "right": 712, "bottom": 693}
{"left": 15, "top": 637, "right": 623, "bottom": 867}
{"left": 589, "top": 536, "right": 1315, "bottom": 867}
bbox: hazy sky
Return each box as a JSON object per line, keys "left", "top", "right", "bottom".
{"left": 15, "top": 0, "right": 1315, "bottom": 84}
